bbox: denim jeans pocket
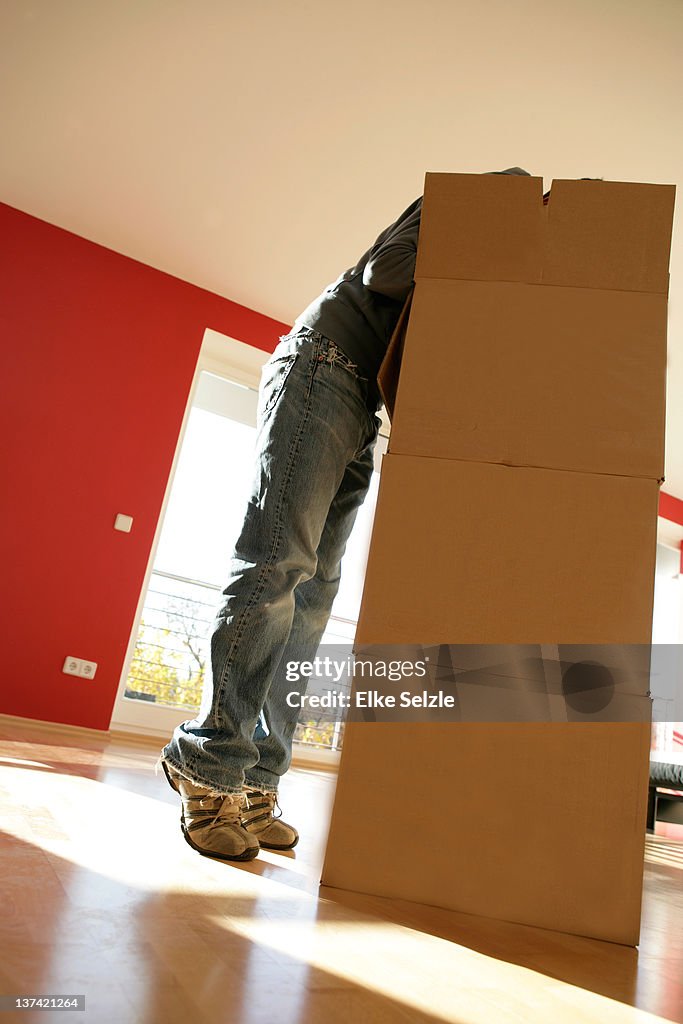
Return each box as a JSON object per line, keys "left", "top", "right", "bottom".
{"left": 325, "top": 341, "right": 368, "bottom": 385}
{"left": 259, "top": 351, "right": 299, "bottom": 421}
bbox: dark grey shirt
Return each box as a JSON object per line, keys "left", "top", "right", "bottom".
{"left": 294, "top": 167, "right": 531, "bottom": 408}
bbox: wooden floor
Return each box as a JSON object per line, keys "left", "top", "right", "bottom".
{"left": 1, "top": 718, "right": 682, "bottom": 1024}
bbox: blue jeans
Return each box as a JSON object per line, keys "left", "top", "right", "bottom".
{"left": 161, "top": 328, "right": 381, "bottom": 794}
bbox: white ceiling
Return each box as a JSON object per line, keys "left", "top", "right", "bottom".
{"left": 1, "top": 0, "right": 682, "bottom": 495}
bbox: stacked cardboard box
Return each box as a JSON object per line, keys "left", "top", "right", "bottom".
{"left": 321, "top": 173, "right": 676, "bottom": 945}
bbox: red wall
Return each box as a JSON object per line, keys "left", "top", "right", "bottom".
{"left": 0, "top": 202, "right": 290, "bottom": 731}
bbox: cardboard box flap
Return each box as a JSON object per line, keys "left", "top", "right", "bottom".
{"left": 543, "top": 179, "right": 676, "bottom": 294}
{"left": 378, "top": 287, "right": 413, "bottom": 419}
{"left": 415, "top": 172, "right": 675, "bottom": 294}
{"left": 415, "top": 172, "right": 545, "bottom": 284}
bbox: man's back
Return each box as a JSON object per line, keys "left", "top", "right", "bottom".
{"left": 294, "top": 166, "right": 531, "bottom": 403}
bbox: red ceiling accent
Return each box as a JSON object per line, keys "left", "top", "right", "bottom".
{"left": 659, "top": 491, "right": 683, "bottom": 527}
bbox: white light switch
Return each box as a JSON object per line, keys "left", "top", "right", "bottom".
{"left": 114, "top": 513, "right": 134, "bottom": 533}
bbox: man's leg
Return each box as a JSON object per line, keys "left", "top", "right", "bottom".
{"left": 159, "top": 330, "right": 378, "bottom": 796}
{"left": 247, "top": 434, "right": 378, "bottom": 791}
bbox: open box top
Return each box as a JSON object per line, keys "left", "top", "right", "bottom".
{"left": 415, "top": 172, "right": 675, "bottom": 294}
{"left": 378, "top": 173, "right": 676, "bottom": 478}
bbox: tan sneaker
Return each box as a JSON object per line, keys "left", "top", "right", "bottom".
{"left": 241, "top": 788, "right": 299, "bottom": 850}
{"left": 161, "top": 760, "right": 259, "bottom": 862}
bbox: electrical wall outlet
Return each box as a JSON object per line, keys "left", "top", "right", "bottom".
{"left": 62, "top": 656, "right": 98, "bottom": 679}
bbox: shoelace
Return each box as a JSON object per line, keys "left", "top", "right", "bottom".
{"left": 189, "top": 792, "right": 246, "bottom": 830}
{"left": 212, "top": 796, "right": 246, "bottom": 829}
{"left": 244, "top": 789, "right": 283, "bottom": 821}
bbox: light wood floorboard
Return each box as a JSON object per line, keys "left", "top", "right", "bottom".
{"left": 1, "top": 718, "right": 682, "bottom": 1024}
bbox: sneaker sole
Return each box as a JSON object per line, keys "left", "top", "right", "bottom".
{"left": 180, "top": 824, "right": 260, "bottom": 862}
{"left": 257, "top": 836, "right": 299, "bottom": 851}
{"left": 161, "top": 760, "right": 260, "bottom": 863}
